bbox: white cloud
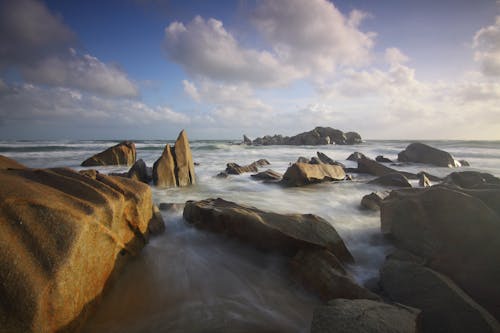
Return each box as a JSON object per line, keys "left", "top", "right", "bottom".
{"left": 473, "top": 16, "right": 500, "bottom": 76}
{"left": 384, "top": 47, "right": 409, "bottom": 66}
{"left": 252, "top": 0, "right": 375, "bottom": 78}
{"left": 182, "top": 79, "right": 200, "bottom": 102}
{"left": 22, "top": 49, "right": 139, "bottom": 98}
{"left": 164, "top": 16, "right": 300, "bottom": 87}
{"left": 0, "top": 82, "right": 189, "bottom": 125}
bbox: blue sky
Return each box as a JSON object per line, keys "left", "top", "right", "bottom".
{"left": 0, "top": 0, "right": 499, "bottom": 140}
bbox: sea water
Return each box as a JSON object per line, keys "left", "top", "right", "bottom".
{"left": 2, "top": 140, "right": 499, "bottom": 332}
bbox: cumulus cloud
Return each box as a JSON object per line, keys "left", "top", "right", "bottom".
{"left": 0, "top": 0, "right": 138, "bottom": 98}
{"left": 0, "top": 0, "right": 74, "bottom": 68}
{"left": 0, "top": 81, "right": 189, "bottom": 125}
{"left": 22, "top": 49, "right": 139, "bottom": 98}
{"left": 252, "top": 0, "right": 375, "bottom": 77}
{"left": 384, "top": 47, "right": 409, "bottom": 67}
{"left": 473, "top": 16, "right": 500, "bottom": 76}
{"left": 164, "top": 0, "right": 374, "bottom": 87}
{"left": 164, "top": 16, "right": 300, "bottom": 87}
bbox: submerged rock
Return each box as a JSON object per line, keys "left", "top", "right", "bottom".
{"left": 376, "top": 155, "right": 393, "bottom": 163}
{"left": 311, "top": 299, "right": 421, "bottom": 333}
{"left": 0, "top": 166, "right": 154, "bottom": 332}
{"left": 225, "top": 159, "right": 270, "bottom": 175}
{"left": 183, "top": 198, "right": 353, "bottom": 262}
{"left": 398, "top": 142, "right": 460, "bottom": 167}
{"left": 281, "top": 162, "right": 346, "bottom": 187}
{"left": 250, "top": 169, "right": 282, "bottom": 182}
{"left": 381, "top": 255, "right": 500, "bottom": 333}
{"left": 381, "top": 185, "right": 500, "bottom": 320}
{"left": 81, "top": 141, "right": 136, "bottom": 166}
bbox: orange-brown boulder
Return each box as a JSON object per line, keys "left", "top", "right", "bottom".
{"left": 281, "top": 162, "right": 346, "bottom": 186}
{"left": 152, "top": 144, "right": 176, "bottom": 187}
{"left": 0, "top": 166, "right": 153, "bottom": 332}
{"left": 81, "top": 141, "right": 136, "bottom": 167}
{"left": 174, "top": 130, "right": 196, "bottom": 186}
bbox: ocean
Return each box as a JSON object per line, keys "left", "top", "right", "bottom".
{"left": 2, "top": 139, "right": 500, "bottom": 332}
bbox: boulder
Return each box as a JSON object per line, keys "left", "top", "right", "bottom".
{"left": 127, "top": 159, "right": 150, "bottom": 183}
{"left": 149, "top": 204, "right": 166, "bottom": 235}
{"left": 250, "top": 169, "right": 282, "bottom": 182}
{"left": 376, "top": 155, "right": 393, "bottom": 163}
{"left": 81, "top": 141, "right": 136, "bottom": 167}
{"left": 281, "top": 162, "right": 346, "bottom": 187}
{"left": 242, "top": 134, "right": 252, "bottom": 145}
{"left": 345, "top": 131, "right": 362, "bottom": 145}
{"left": 418, "top": 173, "right": 431, "bottom": 187}
{"left": 152, "top": 144, "right": 176, "bottom": 187}
{"left": 0, "top": 166, "right": 153, "bottom": 332}
{"left": 0, "top": 155, "right": 26, "bottom": 169}
{"left": 381, "top": 256, "right": 500, "bottom": 333}
{"left": 459, "top": 159, "right": 470, "bottom": 167}
{"left": 443, "top": 171, "right": 500, "bottom": 189}
{"left": 368, "top": 173, "right": 412, "bottom": 188}
{"left": 317, "top": 152, "right": 346, "bottom": 168}
{"left": 291, "top": 249, "right": 380, "bottom": 302}
{"left": 311, "top": 299, "right": 421, "bottom": 333}
{"left": 358, "top": 157, "right": 416, "bottom": 179}
{"left": 183, "top": 198, "right": 353, "bottom": 262}
{"left": 215, "top": 171, "right": 228, "bottom": 178}
{"left": 360, "top": 191, "right": 390, "bottom": 211}
{"left": 297, "top": 156, "right": 310, "bottom": 163}
{"left": 416, "top": 171, "right": 442, "bottom": 182}
{"left": 381, "top": 185, "right": 500, "bottom": 320}
{"left": 310, "top": 157, "right": 322, "bottom": 164}
{"left": 397, "top": 142, "right": 460, "bottom": 167}
{"left": 315, "top": 127, "right": 347, "bottom": 144}
{"left": 346, "top": 152, "right": 367, "bottom": 162}
{"left": 174, "top": 130, "right": 196, "bottom": 186}
{"left": 226, "top": 159, "right": 270, "bottom": 175}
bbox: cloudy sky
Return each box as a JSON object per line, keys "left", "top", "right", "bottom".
{"left": 0, "top": 0, "right": 499, "bottom": 140}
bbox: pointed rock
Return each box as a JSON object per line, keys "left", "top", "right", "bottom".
{"left": 174, "top": 130, "right": 196, "bottom": 186}
{"left": 153, "top": 144, "right": 177, "bottom": 187}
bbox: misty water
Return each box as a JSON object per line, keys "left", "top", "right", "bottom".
{"left": 2, "top": 139, "right": 500, "bottom": 332}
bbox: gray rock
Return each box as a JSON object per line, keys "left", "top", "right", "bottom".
{"left": 368, "top": 173, "right": 412, "bottom": 188}
{"left": 361, "top": 191, "right": 390, "bottom": 210}
{"left": 398, "top": 142, "right": 460, "bottom": 167}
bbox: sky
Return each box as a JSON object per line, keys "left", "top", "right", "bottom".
{"left": 0, "top": 0, "right": 499, "bottom": 140}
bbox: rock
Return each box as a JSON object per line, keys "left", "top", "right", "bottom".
{"left": 443, "top": 171, "right": 500, "bottom": 189}
{"left": 152, "top": 144, "right": 176, "bottom": 187}
{"left": 416, "top": 171, "right": 442, "bottom": 182}
{"left": 291, "top": 249, "right": 380, "bottom": 302}
{"left": 317, "top": 152, "right": 346, "bottom": 168}
{"left": 174, "top": 130, "right": 196, "bottom": 186}
{"left": 459, "top": 159, "right": 470, "bottom": 167}
{"left": 251, "top": 127, "right": 362, "bottom": 146}
{"left": 225, "top": 159, "right": 270, "bottom": 175}
{"left": 357, "top": 157, "right": 414, "bottom": 179}
{"left": 381, "top": 257, "right": 500, "bottom": 333}
{"left": 418, "top": 173, "right": 431, "bottom": 187}
{"left": 376, "top": 155, "right": 393, "bottom": 163}
{"left": 158, "top": 202, "right": 185, "bottom": 212}
{"left": 297, "top": 156, "right": 310, "bottom": 163}
{"left": 345, "top": 131, "right": 362, "bottom": 145}
{"left": 361, "top": 191, "right": 390, "bottom": 210}
{"left": 81, "top": 141, "right": 136, "bottom": 167}
{"left": 0, "top": 166, "right": 153, "bottom": 332}
{"left": 368, "top": 173, "right": 412, "bottom": 188}
{"left": 250, "top": 169, "right": 282, "bottom": 182}
{"left": 215, "top": 171, "right": 228, "bottom": 178}
{"left": 149, "top": 204, "right": 166, "bottom": 235}
{"left": 127, "top": 159, "right": 150, "bottom": 183}
{"left": 346, "top": 152, "right": 367, "bottom": 161}
{"left": 281, "top": 162, "right": 346, "bottom": 187}
{"left": 397, "top": 142, "right": 460, "bottom": 167}
{"left": 183, "top": 198, "right": 354, "bottom": 262}
{"left": 310, "top": 157, "right": 322, "bottom": 164}
{"left": 79, "top": 169, "right": 99, "bottom": 178}
{"left": 311, "top": 299, "right": 421, "bottom": 333}
{"left": 0, "top": 155, "right": 26, "bottom": 169}
{"left": 242, "top": 134, "right": 252, "bottom": 145}
{"left": 381, "top": 185, "right": 500, "bottom": 320}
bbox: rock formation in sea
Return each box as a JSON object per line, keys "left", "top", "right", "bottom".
{"left": 397, "top": 142, "right": 463, "bottom": 167}
{"left": 81, "top": 141, "right": 136, "bottom": 166}
{"left": 152, "top": 130, "right": 196, "bottom": 187}
{"left": 281, "top": 162, "right": 346, "bottom": 186}
{"left": 0, "top": 155, "right": 161, "bottom": 332}
{"left": 248, "top": 126, "right": 362, "bottom": 146}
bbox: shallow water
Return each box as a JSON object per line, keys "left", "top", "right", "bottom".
{"left": 2, "top": 139, "right": 499, "bottom": 332}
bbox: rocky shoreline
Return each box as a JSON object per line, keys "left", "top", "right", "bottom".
{"left": 1, "top": 131, "right": 499, "bottom": 333}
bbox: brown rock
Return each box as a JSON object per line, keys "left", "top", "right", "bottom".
{"left": 152, "top": 144, "right": 176, "bottom": 187}
{"left": 81, "top": 141, "right": 136, "bottom": 166}
{"left": 183, "top": 198, "right": 353, "bottom": 263}
{"left": 398, "top": 142, "right": 460, "bottom": 167}
{"left": 376, "top": 155, "right": 393, "bottom": 163}
{"left": 346, "top": 152, "right": 367, "bottom": 162}
{"left": 291, "top": 249, "right": 380, "bottom": 302}
{"left": 0, "top": 155, "right": 26, "bottom": 169}
{"left": 225, "top": 159, "right": 270, "bottom": 175}
{"left": 311, "top": 299, "right": 421, "bottom": 333}
{"left": 381, "top": 257, "right": 500, "bottom": 333}
{"left": 281, "top": 162, "right": 346, "bottom": 187}
{"left": 174, "top": 130, "right": 196, "bottom": 186}
{"left": 127, "top": 159, "right": 150, "bottom": 183}
{"left": 381, "top": 185, "right": 500, "bottom": 320}
{"left": 317, "top": 152, "right": 346, "bottom": 168}
{"left": 0, "top": 167, "right": 152, "bottom": 332}
{"left": 358, "top": 157, "right": 416, "bottom": 179}
{"left": 250, "top": 169, "right": 282, "bottom": 182}
{"left": 368, "top": 173, "right": 412, "bottom": 188}
{"left": 443, "top": 171, "right": 500, "bottom": 189}
{"left": 148, "top": 204, "right": 166, "bottom": 235}
{"left": 360, "top": 191, "right": 390, "bottom": 210}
